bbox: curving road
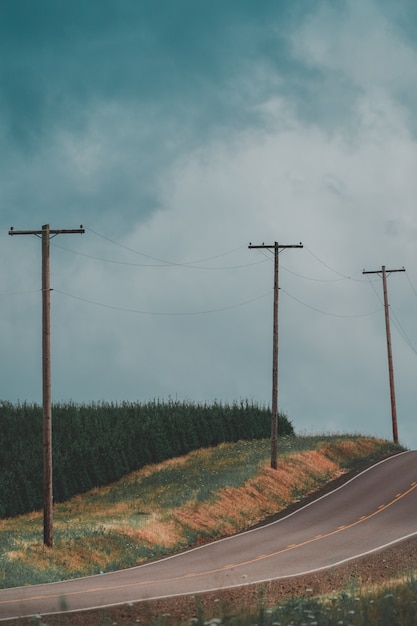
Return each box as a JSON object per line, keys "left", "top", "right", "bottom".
{"left": 1, "top": 450, "right": 417, "bottom": 621}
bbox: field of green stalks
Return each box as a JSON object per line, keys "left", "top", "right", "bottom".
{"left": 0, "top": 399, "right": 293, "bottom": 518}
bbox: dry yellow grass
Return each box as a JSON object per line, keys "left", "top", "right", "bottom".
{"left": 317, "top": 437, "right": 385, "bottom": 463}
{"left": 172, "top": 449, "right": 339, "bottom": 538}
{"left": 134, "top": 518, "right": 182, "bottom": 548}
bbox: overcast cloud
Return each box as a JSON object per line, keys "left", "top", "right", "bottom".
{"left": 1, "top": 0, "right": 417, "bottom": 449}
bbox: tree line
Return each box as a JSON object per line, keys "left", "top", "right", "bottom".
{"left": 0, "top": 399, "right": 293, "bottom": 518}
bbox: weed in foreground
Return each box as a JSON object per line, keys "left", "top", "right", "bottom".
{"left": 189, "top": 582, "right": 417, "bottom": 626}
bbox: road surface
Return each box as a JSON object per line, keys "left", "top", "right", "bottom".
{"left": 1, "top": 450, "right": 416, "bottom": 621}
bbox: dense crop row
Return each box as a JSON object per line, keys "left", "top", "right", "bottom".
{"left": 0, "top": 399, "right": 293, "bottom": 518}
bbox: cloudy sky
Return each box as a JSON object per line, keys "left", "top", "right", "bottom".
{"left": 2, "top": 0, "right": 417, "bottom": 449}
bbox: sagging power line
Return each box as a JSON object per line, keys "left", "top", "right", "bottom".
{"left": 9, "top": 224, "right": 85, "bottom": 548}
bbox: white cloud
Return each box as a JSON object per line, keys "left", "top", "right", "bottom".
{"left": 292, "top": 0, "right": 417, "bottom": 93}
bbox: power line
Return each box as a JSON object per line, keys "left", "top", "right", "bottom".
{"left": 280, "top": 288, "right": 383, "bottom": 318}
{"left": 260, "top": 245, "right": 371, "bottom": 284}
{"left": 388, "top": 307, "right": 417, "bottom": 356}
{"left": 0, "top": 289, "right": 40, "bottom": 296}
{"left": 304, "top": 247, "right": 375, "bottom": 283}
{"left": 305, "top": 246, "right": 349, "bottom": 277}
{"left": 85, "top": 227, "right": 255, "bottom": 268}
{"left": 365, "top": 273, "right": 384, "bottom": 306}
{"left": 50, "top": 240, "right": 268, "bottom": 270}
{"left": 281, "top": 264, "right": 355, "bottom": 283}
{"left": 54, "top": 288, "right": 272, "bottom": 316}
{"left": 405, "top": 272, "right": 417, "bottom": 298}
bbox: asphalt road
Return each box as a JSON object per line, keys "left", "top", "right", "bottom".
{"left": 1, "top": 450, "right": 416, "bottom": 621}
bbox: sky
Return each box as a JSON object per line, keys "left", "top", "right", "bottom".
{"left": 1, "top": 0, "right": 417, "bottom": 449}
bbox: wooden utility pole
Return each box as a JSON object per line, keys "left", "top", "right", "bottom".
{"left": 249, "top": 241, "right": 303, "bottom": 469}
{"left": 362, "top": 265, "right": 405, "bottom": 444}
{"left": 9, "top": 224, "right": 85, "bottom": 547}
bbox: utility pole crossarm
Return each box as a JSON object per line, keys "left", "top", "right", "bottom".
{"left": 248, "top": 243, "right": 303, "bottom": 250}
{"left": 362, "top": 265, "right": 405, "bottom": 445}
{"left": 362, "top": 268, "right": 405, "bottom": 275}
{"left": 249, "top": 240, "right": 303, "bottom": 470}
{"left": 9, "top": 226, "right": 85, "bottom": 236}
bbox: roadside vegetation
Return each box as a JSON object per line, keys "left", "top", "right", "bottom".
{"left": 0, "top": 435, "right": 402, "bottom": 589}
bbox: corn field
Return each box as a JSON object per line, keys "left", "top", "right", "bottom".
{"left": 0, "top": 399, "right": 293, "bottom": 518}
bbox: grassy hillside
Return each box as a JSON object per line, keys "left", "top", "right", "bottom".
{"left": 0, "top": 434, "right": 402, "bottom": 591}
